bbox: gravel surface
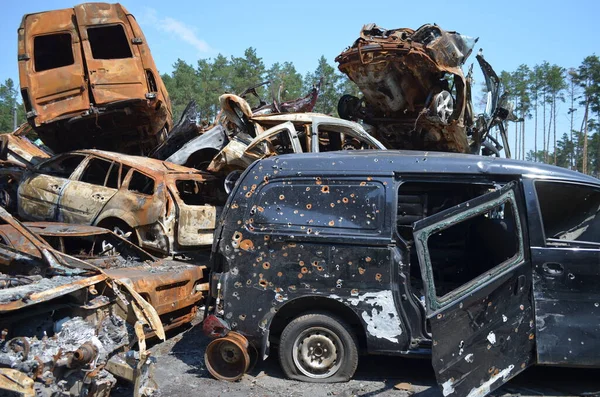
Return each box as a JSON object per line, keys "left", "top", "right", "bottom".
{"left": 114, "top": 315, "right": 600, "bottom": 397}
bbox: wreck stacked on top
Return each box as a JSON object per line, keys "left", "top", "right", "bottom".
{"left": 18, "top": 3, "right": 172, "bottom": 155}
{"left": 336, "top": 24, "right": 511, "bottom": 157}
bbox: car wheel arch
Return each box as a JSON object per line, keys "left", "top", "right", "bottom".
{"left": 268, "top": 295, "right": 367, "bottom": 352}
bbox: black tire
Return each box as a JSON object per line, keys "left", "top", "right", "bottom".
{"left": 278, "top": 312, "right": 358, "bottom": 383}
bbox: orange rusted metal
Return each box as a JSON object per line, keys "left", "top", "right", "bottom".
{"left": 18, "top": 149, "right": 225, "bottom": 256}
{"left": 18, "top": 3, "right": 172, "bottom": 155}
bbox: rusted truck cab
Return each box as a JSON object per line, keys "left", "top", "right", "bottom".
{"left": 18, "top": 3, "right": 172, "bottom": 155}
{"left": 207, "top": 151, "right": 600, "bottom": 396}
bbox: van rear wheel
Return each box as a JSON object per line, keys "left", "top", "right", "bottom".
{"left": 278, "top": 312, "right": 358, "bottom": 382}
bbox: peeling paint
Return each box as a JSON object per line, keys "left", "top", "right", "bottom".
{"left": 465, "top": 365, "right": 515, "bottom": 397}
{"left": 347, "top": 290, "right": 402, "bottom": 343}
{"left": 442, "top": 379, "right": 455, "bottom": 396}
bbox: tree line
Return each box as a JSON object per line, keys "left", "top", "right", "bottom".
{"left": 499, "top": 55, "right": 600, "bottom": 176}
{"left": 162, "top": 47, "right": 359, "bottom": 124}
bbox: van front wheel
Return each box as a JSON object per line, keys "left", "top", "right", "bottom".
{"left": 278, "top": 312, "right": 358, "bottom": 382}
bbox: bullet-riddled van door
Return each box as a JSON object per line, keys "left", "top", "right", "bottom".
{"left": 19, "top": 9, "right": 91, "bottom": 126}
{"left": 73, "top": 3, "right": 147, "bottom": 106}
{"left": 413, "top": 182, "right": 535, "bottom": 397}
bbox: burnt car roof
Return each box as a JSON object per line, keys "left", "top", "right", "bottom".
{"left": 260, "top": 150, "right": 600, "bottom": 185}
{"left": 72, "top": 149, "right": 211, "bottom": 175}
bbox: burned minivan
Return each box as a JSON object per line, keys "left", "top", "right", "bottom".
{"left": 18, "top": 3, "right": 173, "bottom": 155}
{"left": 204, "top": 151, "right": 600, "bottom": 397}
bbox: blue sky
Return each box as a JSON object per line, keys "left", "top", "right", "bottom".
{"left": 1, "top": 0, "right": 598, "bottom": 156}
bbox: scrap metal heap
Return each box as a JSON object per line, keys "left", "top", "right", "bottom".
{"left": 336, "top": 23, "right": 511, "bottom": 157}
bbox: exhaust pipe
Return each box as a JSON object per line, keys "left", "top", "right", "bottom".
{"left": 204, "top": 331, "right": 250, "bottom": 381}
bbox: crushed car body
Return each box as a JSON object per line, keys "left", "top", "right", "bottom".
{"left": 18, "top": 2, "right": 173, "bottom": 155}
{"left": 158, "top": 93, "right": 386, "bottom": 174}
{"left": 0, "top": 206, "right": 165, "bottom": 396}
{"left": 17, "top": 149, "right": 227, "bottom": 256}
{"left": 336, "top": 24, "right": 511, "bottom": 157}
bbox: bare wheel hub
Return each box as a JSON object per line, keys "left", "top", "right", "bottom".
{"left": 293, "top": 327, "right": 342, "bottom": 378}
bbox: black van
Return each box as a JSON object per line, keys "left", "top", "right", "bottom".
{"left": 206, "top": 150, "right": 600, "bottom": 397}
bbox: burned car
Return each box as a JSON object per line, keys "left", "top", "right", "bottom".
{"left": 18, "top": 2, "right": 173, "bottom": 155}
{"left": 0, "top": 124, "right": 52, "bottom": 214}
{"left": 336, "top": 24, "right": 511, "bottom": 157}
{"left": 0, "top": 206, "right": 165, "bottom": 396}
{"left": 204, "top": 150, "right": 600, "bottom": 397}
{"left": 17, "top": 150, "right": 227, "bottom": 256}
{"left": 0, "top": 222, "right": 209, "bottom": 333}
{"left": 159, "top": 94, "right": 386, "bottom": 175}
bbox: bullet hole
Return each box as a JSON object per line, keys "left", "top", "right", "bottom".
{"left": 529, "top": 333, "right": 535, "bottom": 340}
{"left": 239, "top": 239, "right": 254, "bottom": 251}
{"left": 365, "top": 257, "right": 372, "bottom": 262}
{"left": 312, "top": 261, "right": 319, "bottom": 267}
{"left": 301, "top": 267, "right": 308, "bottom": 274}
{"left": 350, "top": 193, "right": 355, "bottom": 198}
{"left": 367, "top": 176, "right": 373, "bottom": 181}
{"left": 246, "top": 279, "right": 252, "bottom": 285}
{"left": 233, "top": 232, "right": 242, "bottom": 241}
{"left": 231, "top": 203, "right": 239, "bottom": 209}
{"left": 245, "top": 192, "right": 252, "bottom": 198}
{"left": 358, "top": 267, "right": 366, "bottom": 275}
{"left": 306, "top": 187, "right": 311, "bottom": 191}
{"left": 248, "top": 218, "right": 254, "bottom": 224}
{"left": 234, "top": 281, "right": 242, "bottom": 288}
{"left": 330, "top": 203, "right": 335, "bottom": 208}
{"left": 243, "top": 186, "right": 248, "bottom": 191}
{"left": 342, "top": 197, "right": 349, "bottom": 204}
{"left": 239, "top": 314, "right": 246, "bottom": 321}
{"left": 263, "top": 262, "right": 271, "bottom": 270}
{"left": 437, "top": 313, "right": 443, "bottom": 319}
{"left": 568, "top": 273, "right": 575, "bottom": 280}
{"left": 257, "top": 206, "right": 264, "bottom": 212}
{"left": 237, "top": 220, "right": 242, "bottom": 225}
{"left": 348, "top": 261, "right": 353, "bottom": 265}
{"left": 375, "top": 273, "right": 382, "bottom": 281}
{"left": 520, "top": 304, "right": 525, "bottom": 310}
{"left": 328, "top": 220, "right": 335, "bottom": 226}
{"left": 317, "top": 266, "right": 324, "bottom": 271}
{"left": 306, "top": 203, "right": 312, "bottom": 210}
{"left": 248, "top": 224, "right": 255, "bottom": 231}
{"left": 279, "top": 194, "right": 285, "bottom": 200}
{"left": 264, "top": 176, "right": 269, "bottom": 183}
{"left": 283, "top": 252, "right": 288, "bottom": 257}
{"left": 259, "top": 279, "right": 268, "bottom": 288}
{"left": 321, "top": 185, "right": 330, "bottom": 193}
{"left": 315, "top": 177, "right": 322, "bottom": 185}
{"left": 351, "top": 289, "right": 359, "bottom": 296}
{"left": 298, "top": 273, "right": 303, "bottom": 279}
{"left": 488, "top": 366, "right": 495, "bottom": 374}
{"left": 299, "top": 260, "right": 305, "bottom": 266}
{"left": 360, "top": 181, "right": 367, "bottom": 186}
{"left": 277, "top": 272, "right": 283, "bottom": 277}
{"left": 307, "top": 228, "right": 312, "bottom": 234}
{"left": 288, "top": 285, "right": 297, "bottom": 291}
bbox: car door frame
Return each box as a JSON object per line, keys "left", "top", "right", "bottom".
{"left": 413, "top": 181, "right": 535, "bottom": 397}
{"left": 523, "top": 177, "right": 600, "bottom": 367}
{"left": 310, "top": 116, "right": 387, "bottom": 152}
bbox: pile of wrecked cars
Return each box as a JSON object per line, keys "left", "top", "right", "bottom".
{"left": 2, "top": 4, "right": 600, "bottom": 397}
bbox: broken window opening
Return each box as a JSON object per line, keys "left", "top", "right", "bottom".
{"left": 128, "top": 171, "right": 155, "bottom": 195}
{"left": 87, "top": 25, "right": 132, "bottom": 60}
{"left": 34, "top": 33, "right": 74, "bottom": 72}
{"left": 426, "top": 200, "right": 519, "bottom": 297}
{"left": 176, "top": 179, "right": 226, "bottom": 206}
{"left": 80, "top": 158, "right": 114, "bottom": 187}
{"left": 38, "top": 154, "right": 85, "bottom": 178}
{"left": 397, "top": 181, "right": 498, "bottom": 301}
{"left": 535, "top": 181, "right": 600, "bottom": 247}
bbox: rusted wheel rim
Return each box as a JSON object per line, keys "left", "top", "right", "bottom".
{"left": 292, "top": 326, "right": 342, "bottom": 378}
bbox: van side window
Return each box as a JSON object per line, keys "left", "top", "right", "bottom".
{"left": 535, "top": 181, "right": 600, "bottom": 246}
{"left": 87, "top": 25, "right": 132, "bottom": 59}
{"left": 80, "top": 158, "right": 114, "bottom": 187}
{"left": 128, "top": 171, "right": 155, "bottom": 195}
{"left": 251, "top": 179, "right": 385, "bottom": 233}
{"left": 34, "top": 34, "right": 74, "bottom": 72}
{"left": 176, "top": 179, "right": 226, "bottom": 206}
{"left": 38, "top": 154, "right": 85, "bottom": 178}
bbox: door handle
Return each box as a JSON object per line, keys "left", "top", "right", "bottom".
{"left": 542, "top": 262, "right": 564, "bottom": 277}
